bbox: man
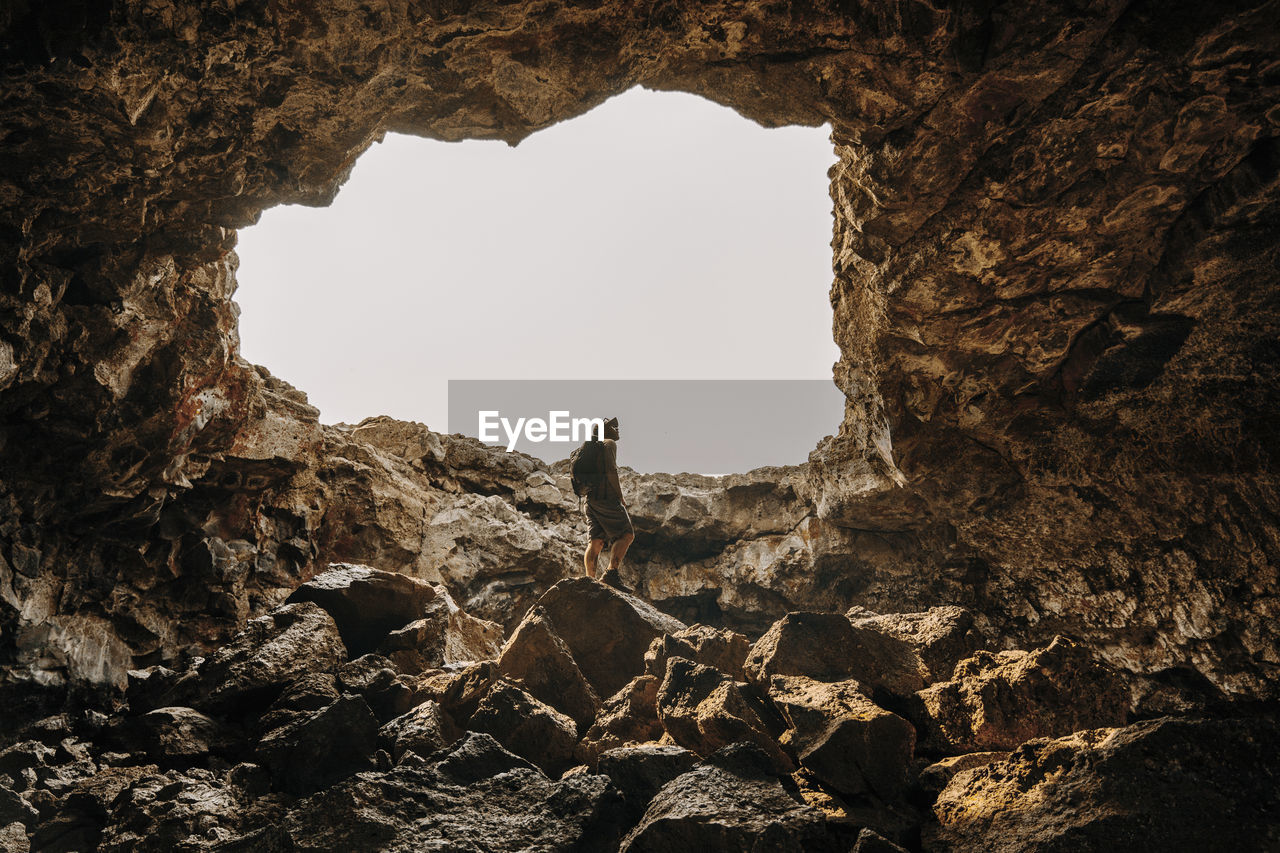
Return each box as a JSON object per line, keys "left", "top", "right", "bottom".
{"left": 583, "top": 416, "right": 634, "bottom": 590}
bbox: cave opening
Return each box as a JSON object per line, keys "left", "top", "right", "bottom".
{"left": 232, "top": 85, "right": 843, "bottom": 471}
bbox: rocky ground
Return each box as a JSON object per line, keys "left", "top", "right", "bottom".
{"left": 3, "top": 563, "right": 1276, "bottom": 852}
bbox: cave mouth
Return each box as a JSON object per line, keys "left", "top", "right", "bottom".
{"left": 231, "top": 86, "right": 843, "bottom": 472}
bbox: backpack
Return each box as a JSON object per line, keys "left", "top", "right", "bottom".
{"left": 569, "top": 439, "right": 607, "bottom": 497}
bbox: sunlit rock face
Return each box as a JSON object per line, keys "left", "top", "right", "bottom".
{"left": 0, "top": 0, "right": 1277, "bottom": 713}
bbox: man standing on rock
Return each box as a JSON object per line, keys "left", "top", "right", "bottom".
{"left": 583, "top": 416, "right": 634, "bottom": 590}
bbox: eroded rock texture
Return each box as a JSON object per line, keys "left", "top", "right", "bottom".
{"left": 0, "top": 0, "right": 1278, "bottom": 845}
{"left": 2, "top": 0, "right": 1276, "bottom": 709}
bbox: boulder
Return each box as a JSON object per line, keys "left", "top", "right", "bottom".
{"left": 928, "top": 716, "right": 1280, "bottom": 852}
{"left": 620, "top": 743, "right": 845, "bottom": 852}
{"left": 255, "top": 694, "right": 380, "bottom": 794}
{"left": 193, "top": 602, "right": 347, "bottom": 713}
{"left": 410, "top": 660, "right": 500, "bottom": 723}
{"left": 767, "top": 675, "right": 916, "bottom": 799}
{"left": 378, "top": 701, "right": 460, "bottom": 762}
{"left": 853, "top": 828, "right": 910, "bottom": 853}
{"left": 655, "top": 657, "right": 792, "bottom": 774}
{"left": 644, "top": 624, "right": 752, "bottom": 681}
{"left": 280, "top": 732, "right": 627, "bottom": 853}
{"left": 286, "top": 563, "right": 444, "bottom": 656}
{"left": 377, "top": 592, "right": 503, "bottom": 674}
{"left": 596, "top": 744, "right": 698, "bottom": 823}
{"left": 0, "top": 822, "right": 28, "bottom": 853}
{"left": 115, "top": 707, "right": 224, "bottom": 766}
{"left": 579, "top": 675, "right": 665, "bottom": 765}
{"left": 0, "top": 787, "right": 36, "bottom": 829}
{"left": 532, "top": 578, "right": 686, "bottom": 700}
{"left": 846, "top": 605, "right": 983, "bottom": 683}
{"left": 917, "top": 752, "right": 1009, "bottom": 798}
{"left": 911, "top": 636, "right": 1130, "bottom": 754}
{"left": 469, "top": 679, "right": 579, "bottom": 776}
{"left": 96, "top": 768, "right": 241, "bottom": 853}
{"left": 744, "top": 612, "right": 926, "bottom": 698}
{"left": 336, "top": 654, "right": 415, "bottom": 722}
{"left": 496, "top": 606, "right": 601, "bottom": 729}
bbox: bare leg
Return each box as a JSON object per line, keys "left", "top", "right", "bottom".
{"left": 584, "top": 538, "right": 605, "bottom": 578}
{"left": 607, "top": 532, "right": 634, "bottom": 572}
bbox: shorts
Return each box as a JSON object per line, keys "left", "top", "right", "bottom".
{"left": 585, "top": 495, "right": 634, "bottom": 544}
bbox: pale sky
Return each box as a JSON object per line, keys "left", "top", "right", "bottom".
{"left": 233, "top": 85, "right": 840, "bottom": 431}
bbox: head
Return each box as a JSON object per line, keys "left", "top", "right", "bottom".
{"left": 602, "top": 416, "right": 620, "bottom": 441}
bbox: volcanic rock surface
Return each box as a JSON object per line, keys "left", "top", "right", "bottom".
{"left": 1, "top": 0, "right": 1278, "bottom": 849}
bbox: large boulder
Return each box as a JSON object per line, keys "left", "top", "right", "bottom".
{"left": 579, "top": 675, "right": 665, "bottom": 765}
{"left": 928, "top": 716, "right": 1280, "bottom": 852}
{"left": 255, "top": 694, "right": 380, "bottom": 794}
{"left": 111, "top": 707, "right": 225, "bottom": 767}
{"left": 532, "top": 578, "right": 686, "bottom": 700}
{"left": 193, "top": 602, "right": 347, "bottom": 713}
{"left": 596, "top": 744, "right": 698, "bottom": 824}
{"left": 377, "top": 590, "right": 503, "bottom": 674}
{"left": 911, "top": 636, "right": 1130, "bottom": 754}
{"left": 496, "top": 606, "right": 601, "bottom": 730}
{"left": 378, "top": 700, "right": 460, "bottom": 762}
{"left": 767, "top": 675, "right": 916, "bottom": 799}
{"left": 744, "top": 612, "right": 926, "bottom": 698}
{"left": 655, "top": 657, "right": 792, "bottom": 774}
{"left": 846, "top": 605, "right": 983, "bottom": 684}
{"left": 469, "top": 679, "right": 579, "bottom": 776}
{"left": 96, "top": 769, "right": 243, "bottom": 853}
{"left": 620, "top": 743, "right": 845, "bottom": 852}
{"left": 286, "top": 564, "right": 447, "bottom": 656}
{"left": 280, "top": 732, "right": 627, "bottom": 853}
{"left": 644, "top": 624, "right": 752, "bottom": 682}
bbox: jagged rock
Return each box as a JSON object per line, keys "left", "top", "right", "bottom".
{"left": 255, "top": 694, "right": 379, "bottom": 794}
{"left": 114, "top": 707, "right": 224, "bottom": 766}
{"left": 497, "top": 605, "right": 601, "bottom": 729}
{"left": 469, "top": 679, "right": 579, "bottom": 776}
{"left": 124, "top": 666, "right": 180, "bottom": 714}
{"left": 853, "top": 828, "right": 910, "bottom": 853}
{"left": 655, "top": 657, "right": 792, "bottom": 774}
{"left": 378, "top": 701, "right": 460, "bottom": 762}
{"left": 285, "top": 564, "right": 445, "bottom": 657}
{"left": 335, "top": 654, "right": 414, "bottom": 723}
{"left": 25, "top": 765, "right": 158, "bottom": 853}
{"left": 96, "top": 768, "right": 242, "bottom": 853}
{"left": 410, "top": 660, "right": 500, "bottom": 723}
{"left": 280, "top": 732, "right": 626, "bottom": 852}
{"left": 620, "top": 743, "right": 844, "bottom": 852}
{"left": 928, "top": 716, "right": 1280, "bottom": 852}
{"left": 0, "top": 788, "right": 36, "bottom": 829}
{"left": 579, "top": 675, "right": 665, "bottom": 765}
{"left": 744, "top": 612, "right": 926, "bottom": 698}
{"left": 912, "top": 636, "right": 1130, "bottom": 754}
{"left": 533, "top": 578, "right": 686, "bottom": 700}
{"left": 376, "top": 583, "right": 503, "bottom": 674}
{"left": 768, "top": 675, "right": 916, "bottom": 799}
{"left": 847, "top": 605, "right": 983, "bottom": 684}
{"left": 0, "top": 822, "right": 28, "bottom": 853}
{"left": 644, "top": 624, "right": 752, "bottom": 682}
{"left": 193, "top": 602, "right": 347, "bottom": 713}
{"left": 917, "top": 752, "right": 1010, "bottom": 798}
{"left": 596, "top": 744, "right": 698, "bottom": 823}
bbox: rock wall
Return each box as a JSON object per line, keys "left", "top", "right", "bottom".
{"left": 0, "top": 0, "right": 1277, "bottom": 704}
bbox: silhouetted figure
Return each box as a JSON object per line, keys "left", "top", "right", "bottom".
{"left": 582, "top": 416, "right": 634, "bottom": 590}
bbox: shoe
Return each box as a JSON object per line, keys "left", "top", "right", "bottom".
{"left": 599, "top": 569, "right": 631, "bottom": 594}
